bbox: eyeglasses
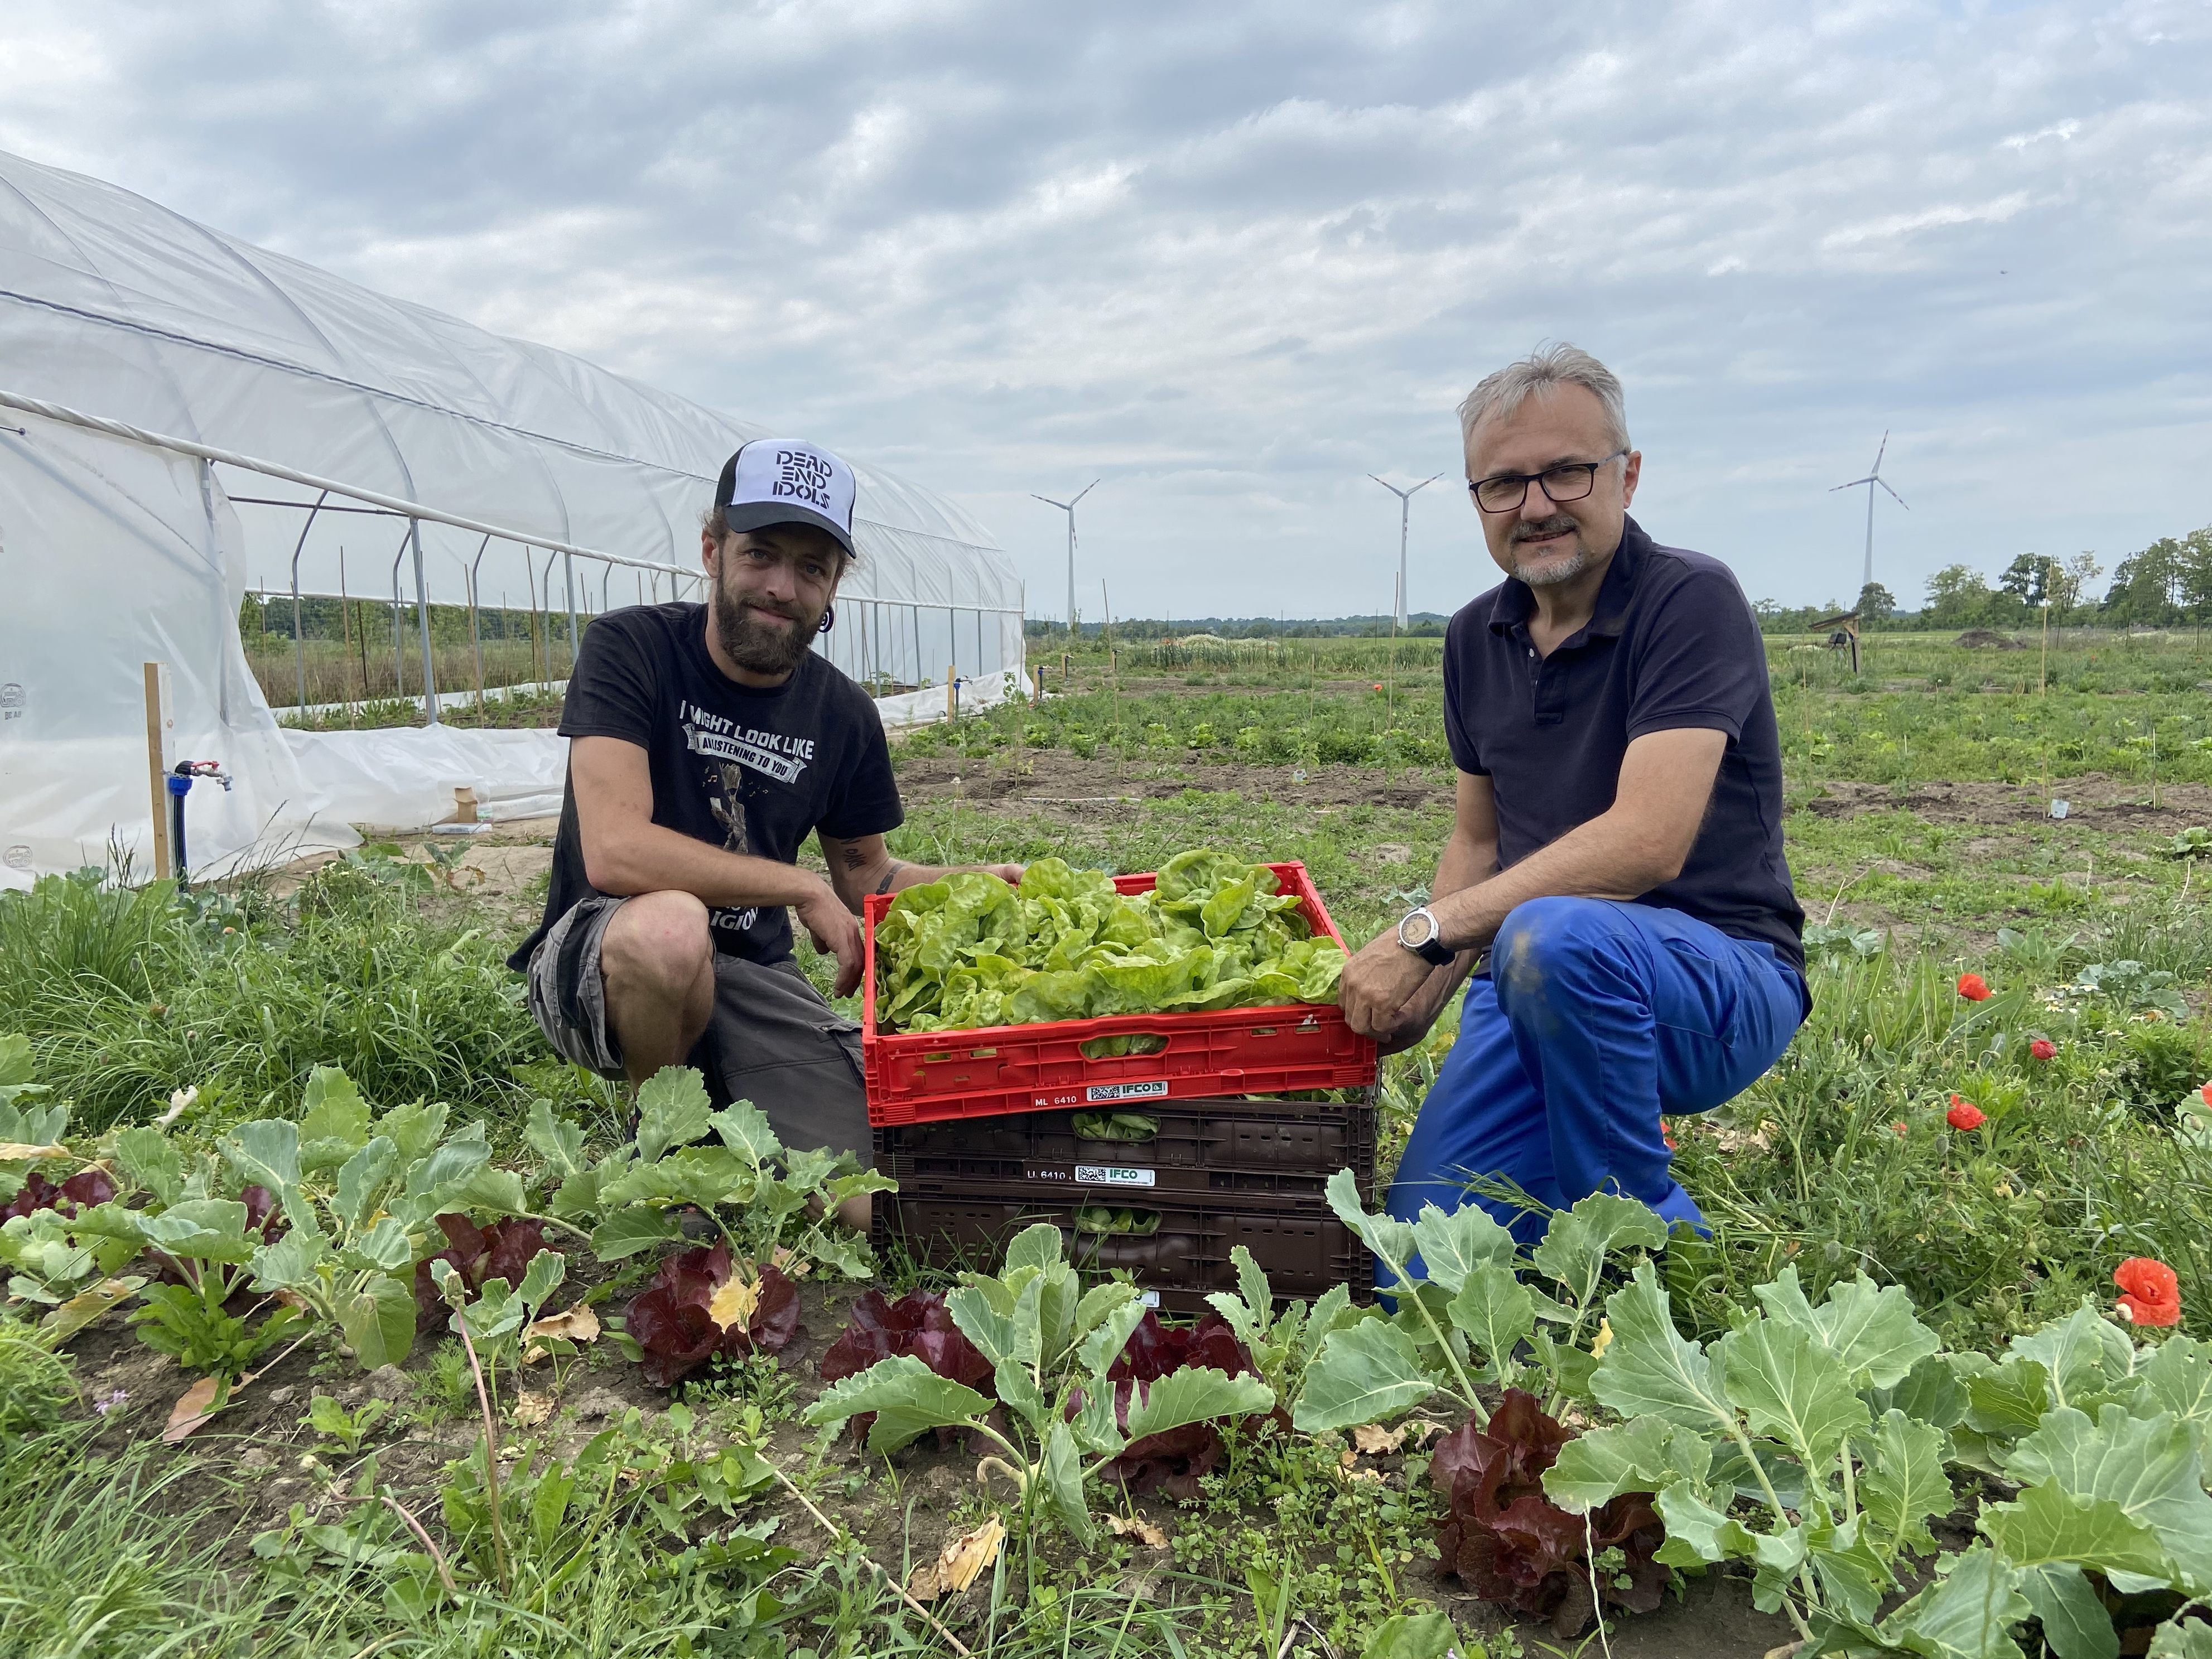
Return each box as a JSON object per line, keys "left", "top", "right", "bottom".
{"left": 1468, "top": 450, "right": 1628, "bottom": 514}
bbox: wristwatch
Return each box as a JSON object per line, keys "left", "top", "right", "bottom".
{"left": 1396, "top": 906, "right": 1453, "bottom": 966}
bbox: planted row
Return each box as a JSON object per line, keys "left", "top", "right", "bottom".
{"left": 0, "top": 1050, "right": 883, "bottom": 1419}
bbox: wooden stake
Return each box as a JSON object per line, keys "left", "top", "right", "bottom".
{"left": 143, "top": 662, "right": 174, "bottom": 880}
{"left": 946, "top": 662, "right": 958, "bottom": 722}
{"left": 1387, "top": 596, "right": 1399, "bottom": 731}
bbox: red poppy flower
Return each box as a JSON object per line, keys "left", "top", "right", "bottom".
{"left": 2029, "top": 1038, "right": 2057, "bottom": 1062}
{"left": 1891, "top": 1121, "right": 1909, "bottom": 1137}
{"left": 1661, "top": 1127, "right": 1678, "bottom": 1151}
{"left": 1945, "top": 1094, "right": 1986, "bottom": 1131}
{"left": 2113, "top": 1258, "right": 2182, "bottom": 1328}
{"left": 1956, "top": 973, "right": 1992, "bottom": 1002}
{"left": 2200, "top": 1082, "right": 2212, "bottom": 1109}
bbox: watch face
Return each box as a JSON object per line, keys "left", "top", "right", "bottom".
{"left": 1402, "top": 911, "right": 1435, "bottom": 947}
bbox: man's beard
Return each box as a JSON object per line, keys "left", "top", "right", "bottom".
{"left": 712, "top": 578, "right": 822, "bottom": 675}
{"left": 1508, "top": 514, "right": 1592, "bottom": 587}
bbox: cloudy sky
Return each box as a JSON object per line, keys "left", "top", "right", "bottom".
{"left": 4, "top": 1, "right": 2208, "bottom": 619}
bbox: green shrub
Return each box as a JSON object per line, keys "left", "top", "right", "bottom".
{"left": 1314, "top": 728, "right": 1373, "bottom": 766}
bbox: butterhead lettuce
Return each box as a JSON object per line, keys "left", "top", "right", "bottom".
{"left": 874, "top": 854, "right": 1346, "bottom": 1033}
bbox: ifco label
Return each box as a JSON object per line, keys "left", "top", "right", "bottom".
{"left": 1085, "top": 1079, "right": 1168, "bottom": 1102}
{"left": 1074, "top": 1164, "right": 1157, "bottom": 1188}
{"left": 1139, "top": 1289, "right": 1161, "bottom": 1308}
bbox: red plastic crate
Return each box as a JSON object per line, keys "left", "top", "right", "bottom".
{"left": 862, "top": 861, "right": 1378, "bottom": 1127}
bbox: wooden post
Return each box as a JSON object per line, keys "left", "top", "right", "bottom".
{"left": 143, "top": 662, "right": 175, "bottom": 880}
{"left": 946, "top": 663, "right": 958, "bottom": 722}
{"left": 2040, "top": 557, "right": 2053, "bottom": 696}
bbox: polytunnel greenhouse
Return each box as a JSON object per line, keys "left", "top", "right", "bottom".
{"left": 0, "top": 146, "right": 1023, "bottom": 882}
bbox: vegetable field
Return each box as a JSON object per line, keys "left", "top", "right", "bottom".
{"left": 4, "top": 630, "right": 2211, "bottom": 1659}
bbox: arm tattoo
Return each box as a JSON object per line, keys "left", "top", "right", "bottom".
{"left": 874, "top": 860, "right": 906, "bottom": 896}
{"left": 840, "top": 845, "right": 868, "bottom": 869}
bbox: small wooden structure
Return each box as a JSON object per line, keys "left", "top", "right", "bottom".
{"left": 1809, "top": 609, "right": 1862, "bottom": 674}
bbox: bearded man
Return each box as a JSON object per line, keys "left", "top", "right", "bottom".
{"left": 1339, "top": 346, "right": 1808, "bottom": 1250}
{"left": 511, "top": 440, "right": 1016, "bottom": 1193}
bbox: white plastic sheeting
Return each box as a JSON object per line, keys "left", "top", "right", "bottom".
{"left": 0, "top": 412, "right": 350, "bottom": 878}
{"left": 283, "top": 727, "right": 571, "bottom": 831}
{"left": 0, "top": 148, "right": 1023, "bottom": 873}
{"left": 873, "top": 668, "right": 1031, "bottom": 731}
{"left": 280, "top": 668, "right": 1034, "bottom": 836}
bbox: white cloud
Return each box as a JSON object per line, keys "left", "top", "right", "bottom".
{"left": 2003, "top": 118, "right": 2081, "bottom": 149}
{"left": 1818, "top": 192, "right": 2037, "bottom": 251}
{"left": 2, "top": 0, "right": 2209, "bottom": 616}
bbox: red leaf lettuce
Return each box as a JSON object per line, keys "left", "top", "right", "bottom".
{"left": 412, "top": 1212, "right": 550, "bottom": 1319}
{"left": 626, "top": 1241, "right": 801, "bottom": 1389}
{"left": 2, "top": 1168, "right": 117, "bottom": 1221}
{"left": 818, "top": 1288, "right": 994, "bottom": 1446}
{"left": 1090, "top": 1310, "right": 1268, "bottom": 1498}
{"left": 1430, "top": 1389, "right": 1669, "bottom": 1637}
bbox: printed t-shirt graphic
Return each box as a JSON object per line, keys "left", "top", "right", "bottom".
{"left": 685, "top": 701, "right": 822, "bottom": 939}
{"left": 510, "top": 601, "right": 903, "bottom": 973}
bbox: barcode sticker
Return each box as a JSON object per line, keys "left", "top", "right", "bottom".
{"left": 1086, "top": 1079, "right": 1168, "bottom": 1102}
{"left": 1139, "top": 1289, "right": 1161, "bottom": 1308}
{"left": 1074, "top": 1164, "right": 1157, "bottom": 1188}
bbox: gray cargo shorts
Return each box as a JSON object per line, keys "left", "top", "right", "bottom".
{"left": 524, "top": 894, "right": 870, "bottom": 1158}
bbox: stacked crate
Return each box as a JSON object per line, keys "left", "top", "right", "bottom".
{"left": 862, "top": 863, "right": 1380, "bottom": 1313}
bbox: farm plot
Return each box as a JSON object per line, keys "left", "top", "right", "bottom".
{"left": 3, "top": 634, "right": 2210, "bottom": 1659}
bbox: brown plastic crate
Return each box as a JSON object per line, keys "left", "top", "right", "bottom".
{"left": 874, "top": 1093, "right": 1374, "bottom": 1205}
{"left": 871, "top": 1185, "right": 1375, "bottom": 1311}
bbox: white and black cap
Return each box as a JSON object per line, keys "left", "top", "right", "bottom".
{"left": 714, "top": 439, "right": 858, "bottom": 559}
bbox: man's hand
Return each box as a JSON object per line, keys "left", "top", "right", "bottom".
{"left": 1371, "top": 963, "right": 1463, "bottom": 1057}
{"left": 818, "top": 831, "right": 1024, "bottom": 909}
{"left": 1340, "top": 931, "right": 1440, "bottom": 1044}
{"left": 794, "top": 881, "right": 864, "bottom": 997}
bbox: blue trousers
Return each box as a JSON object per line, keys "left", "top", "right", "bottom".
{"left": 1385, "top": 897, "right": 1808, "bottom": 1255}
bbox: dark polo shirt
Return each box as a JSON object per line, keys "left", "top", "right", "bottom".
{"left": 1443, "top": 515, "right": 1805, "bottom": 975}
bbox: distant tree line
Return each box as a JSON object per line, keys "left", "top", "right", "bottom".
{"left": 1755, "top": 527, "right": 2212, "bottom": 634}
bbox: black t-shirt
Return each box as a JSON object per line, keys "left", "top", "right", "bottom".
{"left": 1443, "top": 516, "right": 1805, "bottom": 975}
{"left": 510, "top": 602, "right": 904, "bottom": 972}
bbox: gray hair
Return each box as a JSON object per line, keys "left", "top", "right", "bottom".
{"left": 1456, "top": 343, "right": 1630, "bottom": 455}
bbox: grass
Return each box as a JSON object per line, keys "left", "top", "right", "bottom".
{"left": 243, "top": 617, "right": 574, "bottom": 711}
{"left": 1665, "top": 927, "right": 2212, "bottom": 1348}
{"left": 0, "top": 856, "right": 582, "bottom": 1132}
{"left": 915, "top": 626, "right": 2212, "bottom": 789}
{"left": 0, "top": 1431, "right": 311, "bottom": 1656}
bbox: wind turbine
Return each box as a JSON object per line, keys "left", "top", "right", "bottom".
{"left": 1369, "top": 472, "right": 1442, "bottom": 629}
{"left": 1830, "top": 433, "right": 1907, "bottom": 597}
{"left": 1032, "top": 480, "right": 1100, "bottom": 637}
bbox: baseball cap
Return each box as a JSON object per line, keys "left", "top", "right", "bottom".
{"left": 714, "top": 439, "right": 858, "bottom": 560}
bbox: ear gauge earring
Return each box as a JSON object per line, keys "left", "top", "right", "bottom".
{"left": 818, "top": 605, "right": 836, "bottom": 635}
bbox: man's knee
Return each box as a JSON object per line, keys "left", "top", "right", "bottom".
{"left": 1492, "top": 897, "right": 1613, "bottom": 996}
{"left": 600, "top": 892, "right": 714, "bottom": 1001}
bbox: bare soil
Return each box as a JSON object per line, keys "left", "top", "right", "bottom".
{"left": 896, "top": 750, "right": 1453, "bottom": 813}
{"left": 70, "top": 1271, "right": 985, "bottom": 1573}
{"left": 1803, "top": 775, "right": 2212, "bottom": 827}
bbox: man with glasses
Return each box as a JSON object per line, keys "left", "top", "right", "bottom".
{"left": 1340, "top": 345, "right": 1807, "bottom": 1251}
{"left": 511, "top": 439, "right": 1018, "bottom": 1218}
